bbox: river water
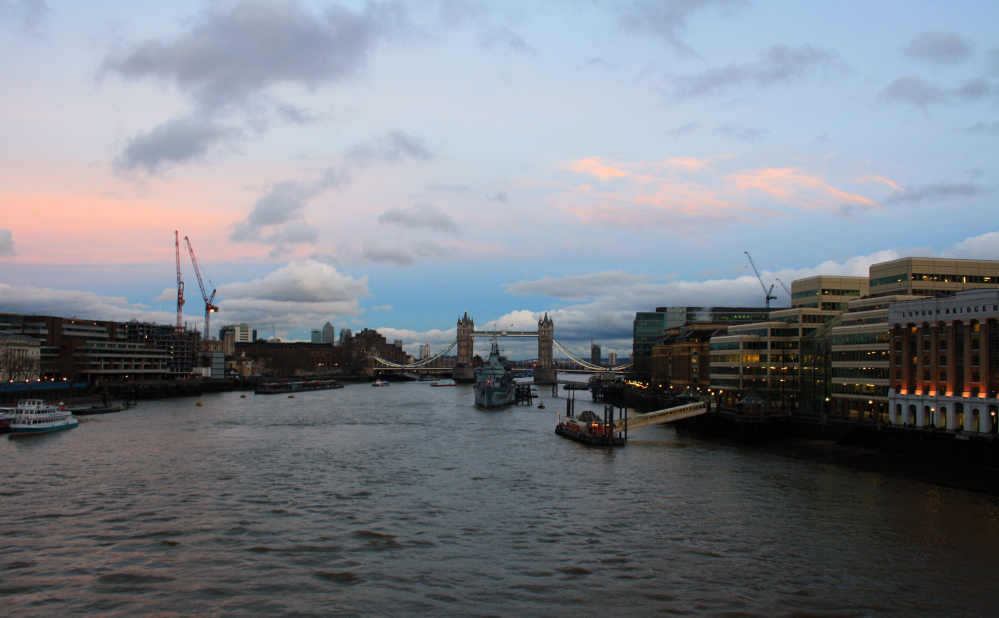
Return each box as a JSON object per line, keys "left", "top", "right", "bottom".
{"left": 3, "top": 379, "right": 999, "bottom": 617}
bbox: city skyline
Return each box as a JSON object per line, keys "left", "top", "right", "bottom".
{"left": 1, "top": 0, "right": 997, "bottom": 359}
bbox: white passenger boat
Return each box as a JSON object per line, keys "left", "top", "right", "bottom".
{"left": 430, "top": 379, "right": 456, "bottom": 387}
{"left": 372, "top": 380, "right": 391, "bottom": 387}
{"left": 8, "top": 400, "right": 79, "bottom": 437}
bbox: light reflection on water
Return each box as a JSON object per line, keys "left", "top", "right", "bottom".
{"left": 2, "top": 379, "right": 998, "bottom": 617}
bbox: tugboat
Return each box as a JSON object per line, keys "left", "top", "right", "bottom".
{"left": 474, "top": 341, "right": 515, "bottom": 409}
{"left": 8, "top": 400, "right": 79, "bottom": 437}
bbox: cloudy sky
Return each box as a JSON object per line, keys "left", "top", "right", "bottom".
{"left": 1, "top": 0, "right": 997, "bottom": 359}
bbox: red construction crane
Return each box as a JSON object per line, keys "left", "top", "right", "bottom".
{"left": 175, "top": 231, "right": 185, "bottom": 333}
{"left": 184, "top": 236, "right": 218, "bottom": 350}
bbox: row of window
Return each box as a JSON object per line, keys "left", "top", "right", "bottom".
{"left": 831, "top": 383, "right": 888, "bottom": 396}
{"left": 901, "top": 371, "right": 983, "bottom": 382}
{"left": 901, "top": 355, "right": 980, "bottom": 367}
{"left": 831, "top": 332, "right": 891, "bottom": 346}
{"left": 832, "top": 350, "right": 890, "bottom": 363}
{"left": 833, "top": 367, "right": 891, "bottom": 380}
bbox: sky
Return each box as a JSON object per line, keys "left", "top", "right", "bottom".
{"left": 1, "top": 0, "right": 998, "bottom": 360}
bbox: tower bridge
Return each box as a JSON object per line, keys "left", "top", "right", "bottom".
{"left": 369, "top": 311, "right": 631, "bottom": 383}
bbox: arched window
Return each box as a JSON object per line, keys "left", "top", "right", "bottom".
{"left": 923, "top": 340, "right": 931, "bottom": 351}
{"left": 923, "top": 355, "right": 930, "bottom": 366}
{"left": 972, "top": 355, "right": 980, "bottom": 367}
{"left": 939, "top": 371, "right": 947, "bottom": 382}
{"left": 971, "top": 339, "right": 980, "bottom": 350}
{"left": 973, "top": 372, "right": 980, "bottom": 382}
{"left": 895, "top": 370, "right": 901, "bottom": 379}
{"left": 895, "top": 341, "right": 902, "bottom": 351}
{"left": 895, "top": 356, "right": 901, "bottom": 366}
{"left": 939, "top": 340, "right": 947, "bottom": 351}
{"left": 972, "top": 387, "right": 981, "bottom": 397}
{"left": 924, "top": 371, "right": 931, "bottom": 381}
{"left": 939, "top": 356, "right": 947, "bottom": 366}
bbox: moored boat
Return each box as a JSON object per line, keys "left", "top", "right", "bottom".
{"left": 555, "top": 409, "right": 624, "bottom": 446}
{"left": 255, "top": 379, "right": 344, "bottom": 395}
{"left": 8, "top": 400, "right": 79, "bottom": 437}
{"left": 372, "top": 380, "right": 391, "bottom": 387}
{"left": 474, "top": 341, "right": 515, "bottom": 408}
{"left": 430, "top": 378, "right": 456, "bottom": 387}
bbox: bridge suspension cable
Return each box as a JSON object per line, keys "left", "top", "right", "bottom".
{"left": 369, "top": 338, "right": 458, "bottom": 368}
{"left": 552, "top": 339, "right": 632, "bottom": 372}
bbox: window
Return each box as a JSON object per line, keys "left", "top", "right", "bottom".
{"left": 924, "top": 371, "right": 931, "bottom": 381}
{"left": 895, "top": 370, "right": 901, "bottom": 379}
{"left": 922, "top": 340, "right": 931, "bottom": 351}
{"left": 971, "top": 339, "right": 980, "bottom": 350}
{"left": 973, "top": 372, "right": 981, "bottom": 382}
{"left": 972, "top": 355, "right": 980, "bottom": 367}
{"left": 895, "top": 356, "right": 901, "bottom": 366}
{"left": 895, "top": 342, "right": 902, "bottom": 351}
{"left": 939, "top": 371, "right": 947, "bottom": 381}
{"left": 940, "top": 356, "right": 947, "bottom": 366}
{"left": 939, "top": 340, "right": 947, "bottom": 351}
{"left": 923, "top": 355, "right": 930, "bottom": 366}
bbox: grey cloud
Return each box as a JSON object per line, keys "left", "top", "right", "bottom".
{"left": 308, "top": 251, "right": 339, "bottom": 265}
{"left": 617, "top": 0, "right": 746, "bottom": 56}
{"left": 102, "top": 0, "right": 410, "bottom": 110}
{"left": 438, "top": 0, "right": 486, "bottom": 27}
{"left": 220, "top": 259, "right": 369, "bottom": 303}
{"left": 881, "top": 75, "right": 995, "bottom": 107}
{"left": 263, "top": 222, "right": 322, "bottom": 258}
{"left": 714, "top": 122, "right": 769, "bottom": 142}
{"left": 504, "top": 270, "right": 651, "bottom": 301}
{"left": 0, "top": 0, "right": 50, "bottom": 37}
{"left": 231, "top": 130, "right": 429, "bottom": 251}
{"left": 966, "top": 121, "right": 999, "bottom": 135}
{"left": 362, "top": 240, "right": 414, "bottom": 266}
{"left": 904, "top": 31, "right": 972, "bottom": 65}
{"left": 881, "top": 76, "right": 947, "bottom": 107}
{"left": 378, "top": 204, "right": 458, "bottom": 234}
{"left": 987, "top": 49, "right": 999, "bottom": 76}
{"left": 346, "top": 130, "right": 435, "bottom": 166}
{"left": 0, "top": 229, "right": 15, "bottom": 257}
{"left": 672, "top": 44, "right": 847, "bottom": 98}
{"left": 479, "top": 27, "right": 535, "bottom": 54}
{"left": 114, "top": 116, "right": 242, "bottom": 173}
{"left": 491, "top": 192, "right": 508, "bottom": 202}
{"left": 884, "top": 182, "right": 983, "bottom": 205}
{"left": 412, "top": 241, "right": 462, "bottom": 259}
{"left": 667, "top": 122, "right": 700, "bottom": 137}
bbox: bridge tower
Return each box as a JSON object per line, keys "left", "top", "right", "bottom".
{"left": 453, "top": 311, "right": 476, "bottom": 382}
{"left": 535, "top": 312, "right": 556, "bottom": 384}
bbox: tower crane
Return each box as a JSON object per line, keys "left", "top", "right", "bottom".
{"left": 174, "top": 231, "right": 185, "bottom": 333}
{"left": 184, "top": 236, "right": 218, "bottom": 350}
{"left": 775, "top": 277, "right": 792, "bottom": 300}
{"left": 744, "top": 251, "right": 777, "bottom": 308}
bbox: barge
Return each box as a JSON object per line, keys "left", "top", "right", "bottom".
{"left": 255, "top": 379, "right": 344, "bottom": 395}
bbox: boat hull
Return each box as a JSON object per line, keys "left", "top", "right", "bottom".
{"left": 474, "top": 383, "right": 515, "bottom": 408}
{"left": 71, "top": 406, "right": 122, "bottom": 416}
{"left": 10, "top": 419, "right": 79, "bottom": 436}
{"left": 554, "top": 423, "right": 624, "bottom": 446}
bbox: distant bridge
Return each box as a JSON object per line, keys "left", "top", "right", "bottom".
{"left": 368, "top": 312, "right": 630, "bottom": 382}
